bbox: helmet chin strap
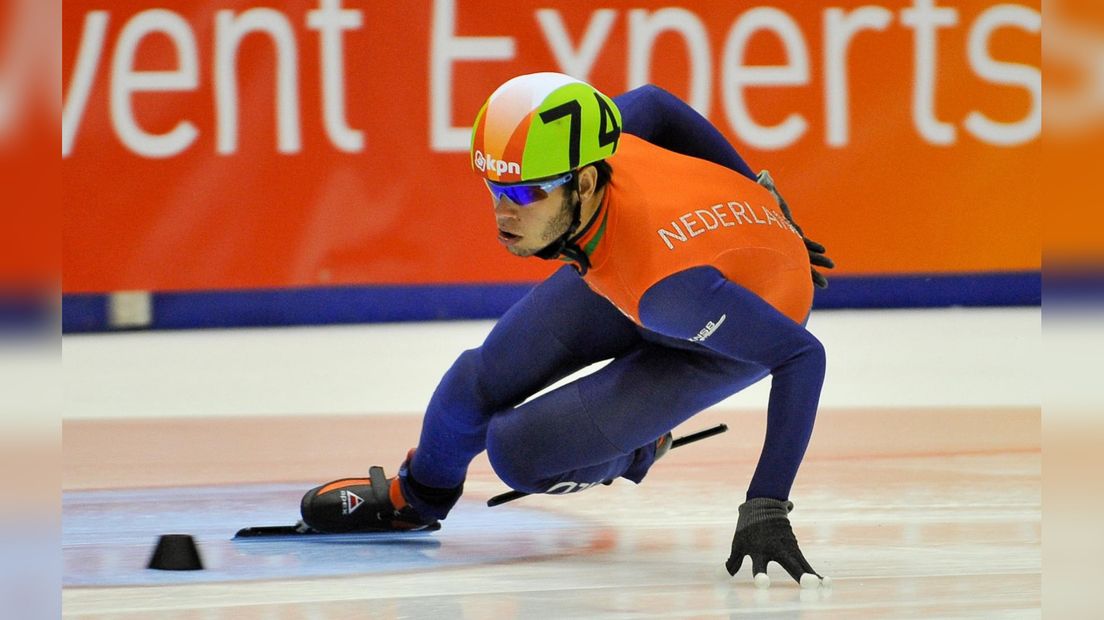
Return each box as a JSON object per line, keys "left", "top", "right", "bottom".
{"left": 533, "top": 192, "right": 592, "bottom": 275}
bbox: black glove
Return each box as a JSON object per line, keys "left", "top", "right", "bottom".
{"left": 757, "top": 171, "right": 835, "bottom": 289}
{"left": 725, "top": 498, "right": 827, "bottom": 587}
{"left": 803, "top": 238, "right": 835, "bottom": 290}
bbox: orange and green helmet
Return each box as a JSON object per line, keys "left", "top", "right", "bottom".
{"left": 470, "top": 73, "right": 622, "bottom": 184}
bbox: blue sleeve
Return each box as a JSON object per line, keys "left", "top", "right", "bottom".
{"left": 613, "top": 85, "right": 757, "bottom": 182}
{"left": 637, "top": 267, "right": 825, "bottom": 501}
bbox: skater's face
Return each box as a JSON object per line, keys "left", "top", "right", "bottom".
{"left": 487, "top": 173, "right": 577, "bottom": 257}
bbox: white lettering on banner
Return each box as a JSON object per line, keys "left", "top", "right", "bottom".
{"left": 63, "top": 1, "right": 366, "bottom": 158}
{"left": 964, "top": 5, "right": 1040, "bottom": 146}
{"left": 215, "top": 9, "right": 301, "bottom": 154}
{"left": 62, "top": 2, "right": 1043, "bottom": 159}
{"left": 722, "top": 7, "right": 811, "bottom": 151}
{"left": 536, "top": 9, "right": 616, "bottom": 82}
{"left": 308, "top": 0, "right": 364, "bottom": 153}
{"left": 62, "top": 11, "right": 109, "bottom": 157}
{"left": 824, "top": 7, "right": 893, "bottom": 147}
{"left": 627, "top": 8, "right": 712, "bottom": 116}
{"left": 111, "top": 10, "right": 200, "bottom": 158}
{"left": 901, "top": 0, "right": 960, "bottom": 146}
{"left": 430, "top": 0, "right": 515, "bottom": 152}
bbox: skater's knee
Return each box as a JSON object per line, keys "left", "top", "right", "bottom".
{"left": 428, "top": 348, "right": 494, "bottom": 417}
{"left": 440, "top": 348, "right": 485, "bottom": 393}
{"left": 485, "top": 418, "right": 547, "bottom": 493}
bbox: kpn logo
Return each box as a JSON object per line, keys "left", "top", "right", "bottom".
{"left": 474, "top": 150, "right": 521, "bottom": 176}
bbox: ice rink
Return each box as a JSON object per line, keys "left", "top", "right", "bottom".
{"left": 63, "top": 307, "right": 1040, "bottom": 619}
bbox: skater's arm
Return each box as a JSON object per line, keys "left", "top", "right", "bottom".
{"left": 637, "top": 267, "right": 824, "bottom": 501}
{"left": 614, "top": 85, "right": 757, "bottom": 181}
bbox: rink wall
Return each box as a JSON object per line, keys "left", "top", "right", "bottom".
{"left": 62, "top": 0, "right": 1040, "bottom": 331}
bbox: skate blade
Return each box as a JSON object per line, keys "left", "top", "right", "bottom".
{"left": 233, "top": 521, "right": 441, "bottom": 538}
{"left": 234, "top": 522, "right": 319, "bottom": 538}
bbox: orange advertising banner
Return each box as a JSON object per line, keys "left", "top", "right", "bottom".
{"left": 62, "top": 0, "right": 1039, "bottom": 294}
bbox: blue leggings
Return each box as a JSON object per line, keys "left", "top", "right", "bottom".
{"left": 406, "top": 266, "right": 768, "bottom": 519}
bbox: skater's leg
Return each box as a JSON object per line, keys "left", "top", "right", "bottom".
{"left": 405, "top": 266, "right": 642, "bottom": 516}
{"left": 485, "top": 340, "right": 767, "bottom": 494}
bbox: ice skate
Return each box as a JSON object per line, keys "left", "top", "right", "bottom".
{"left": 299, "top": 465, "right": 439, "bottom": 533}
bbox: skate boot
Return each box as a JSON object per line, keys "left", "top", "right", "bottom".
{"left": 300, "top": 465, "right": 439, "bottom": 533}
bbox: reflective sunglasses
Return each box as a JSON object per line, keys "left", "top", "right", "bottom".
{"left": 485, "top": 173, "right": 573, "bottom": 207}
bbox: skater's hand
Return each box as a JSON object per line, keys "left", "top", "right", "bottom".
{"left": 757, "top": 170, "right": 835, "bottom": 289}
{"left": 803, "top": 237, "right": 834, "bottom": 289}
{"left": 724, "top": 498, "right": 829, "bottom": 588}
